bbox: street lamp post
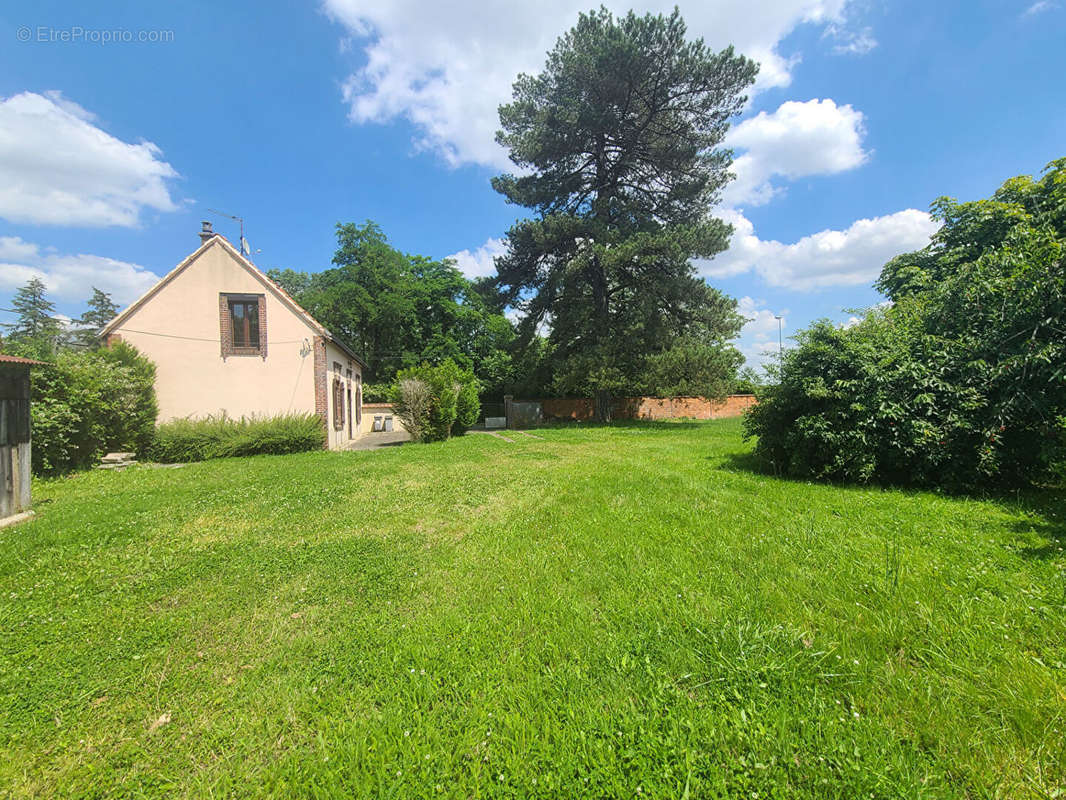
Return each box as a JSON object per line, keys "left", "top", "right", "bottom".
{"left": 774, "top": 315, "right": 784, "bottom": 358}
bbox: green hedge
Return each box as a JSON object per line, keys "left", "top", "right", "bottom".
{"left": 150, "top": 413, "right": 326, "bottom": 463}
{"left": 31, "top": 341, "right": 157, "bottom": 476}
{"left": 745, "top": 161, "right": 1066, "bottom": 490}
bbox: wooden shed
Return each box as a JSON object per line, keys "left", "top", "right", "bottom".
{"left": 1, "top": 355, "right": 42, "bottom": 526}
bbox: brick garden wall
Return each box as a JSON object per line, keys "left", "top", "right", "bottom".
{"left": 541, "top": 394, "right": 756, "bottom": 421}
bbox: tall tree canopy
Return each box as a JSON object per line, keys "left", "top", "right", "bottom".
{"left": 491, "top": 8, "right": 757, "bottom": 416}
{"left": 269, "top": 221, "right": 515, "bottom": 393}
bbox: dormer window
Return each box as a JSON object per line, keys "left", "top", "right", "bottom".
{"left": 220, "top": 293, "right": 267, "bottom": 358}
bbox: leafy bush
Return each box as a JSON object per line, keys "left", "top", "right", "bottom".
{"left": 389, "top": 359, "right": 480, "bottom": 442}
{"left": 150, "top": 413, "right": 326, "bottom": 463}
{"left": 31, "top": 341, "right": 158, "bottom": 476}
{"left": 455, "top": 369, "right": 480, "bottom": 433}
{"left": 361, "top": 382, "right": 391, "bottom": 403}
{"left": 745, "top": 161, "right": 1066, "bottom": 490}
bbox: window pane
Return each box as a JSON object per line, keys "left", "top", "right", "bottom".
{"left": 246, "top": 303, "right": 259, "bottom": 347}
{"left": 229, "top": 300, "right": 260, "bottom": 349}
{"left": 230, "top": 302, "right": 245, "bottom": 347}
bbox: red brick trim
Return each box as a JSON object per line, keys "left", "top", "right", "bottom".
{"left": 257, "top": 294, "right": 268, "bottom": 360}
{"left": 313, "top": 335, "right": 328, "bottom": 428}
{"left": 219, "top": 293, "right": 267, "bottom": 359}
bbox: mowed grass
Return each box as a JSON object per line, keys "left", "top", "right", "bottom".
{"left": 1, "top": 419, "right": 1064, "bottom": 798}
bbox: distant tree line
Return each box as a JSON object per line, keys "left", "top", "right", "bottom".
{"left": 268, "top": 221, "right": 517, "bottom": 399}
{"left": 2, "top": 279, "right": 118, "bottom": 360}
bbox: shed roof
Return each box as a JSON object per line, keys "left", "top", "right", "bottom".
{"left": 0, "top": 354, "right": 47, "bottom": 366}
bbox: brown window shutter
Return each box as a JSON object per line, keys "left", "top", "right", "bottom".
{"left": 332, "top": 378, "right": 345, "bottom": 430}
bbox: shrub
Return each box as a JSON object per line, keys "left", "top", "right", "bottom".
{"left": 421, "top": 363, "right": 460, "bottom": 442}
{"left": 150, "top": 413, "right": 326, "bottom": 463}
{"left": 391, "top": 379, "right": 431, "bottom": 442}
{"left": 745, "top": 161, "right": 1066, "bottom": 490}
{"left": 389, "top": 359, "right": 480, "bottom": 442}
{"left": 455, "top": 369, "right": 480, "bottom": 433}
{"left": 30, "top": 342, "right": 158, "bottom": 476}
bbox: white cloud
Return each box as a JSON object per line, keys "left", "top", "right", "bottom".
{"left": 701, "top": 207, "right": 940, "bottom": 290}
{"left": 447, "top": 236, "right": 507, "bottom": 279}
{"left": 736, "top": 296, "right": 787, "bottom": 369}
{"left": 0, "top": 236, "right": 161, "bottom": 305}
{"left": 705, "top": 98, "right": 935, "bottom": 292}
{"left": 723, "top": 98, "right": 868, "bottom": 207}
{"left": 0, "top": 236, "right": 42, "bottom": 262}
{"left": 1022, "top": 1, "right": 1059, "bottom": 17}
{"left": 0, "top": 91, "right": 179, "bottom": 227}
{"left": 824, "top": 24, "right": 877, "bottom": 54}
{"left": 324, "top": 0, "right": 865, "bottom": 168}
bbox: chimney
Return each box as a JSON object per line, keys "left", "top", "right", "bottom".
{"left": 199, "top": 221, "right": 215, "bottom": 245}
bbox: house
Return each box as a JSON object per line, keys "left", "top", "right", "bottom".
{"left": 101, "top": 223, "right": 365, "bottom": 450}
{"left": 0, "top": 354, "right": 43, "bottom": 526}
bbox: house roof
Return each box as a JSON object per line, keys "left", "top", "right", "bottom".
{"left": 99, "top": 235, "right": 367, "bottom": 368}
{"left": 0, "top": 354, "right": 47, "bottom": 366}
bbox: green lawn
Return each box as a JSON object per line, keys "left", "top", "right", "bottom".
{"left": 1, "top": 419, "right": 1064, "bottom": 798}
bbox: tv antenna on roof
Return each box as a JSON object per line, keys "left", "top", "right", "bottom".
{"left": 207, "top": 208, "right": 257, "bottom": 257}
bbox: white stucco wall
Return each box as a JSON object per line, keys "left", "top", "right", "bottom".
{"left": 323, "top": 340, "right": 362, "bottom": 450}
{"left": 110, "top": 237, "right": 363, "bottom": 449}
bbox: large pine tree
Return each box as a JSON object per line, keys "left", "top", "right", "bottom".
{"left": 74, "top": 287, "right": 119, "bottom": 349}
{"left": 5, "top": 278, "right": 62, "bottom": 358}
{"left": 491, "top": 8, "right": 756, "bottom": 418}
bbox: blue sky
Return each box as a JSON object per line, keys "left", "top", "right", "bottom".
{"left": 1, "top": 0, "right": 1064, "bottom": 367}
